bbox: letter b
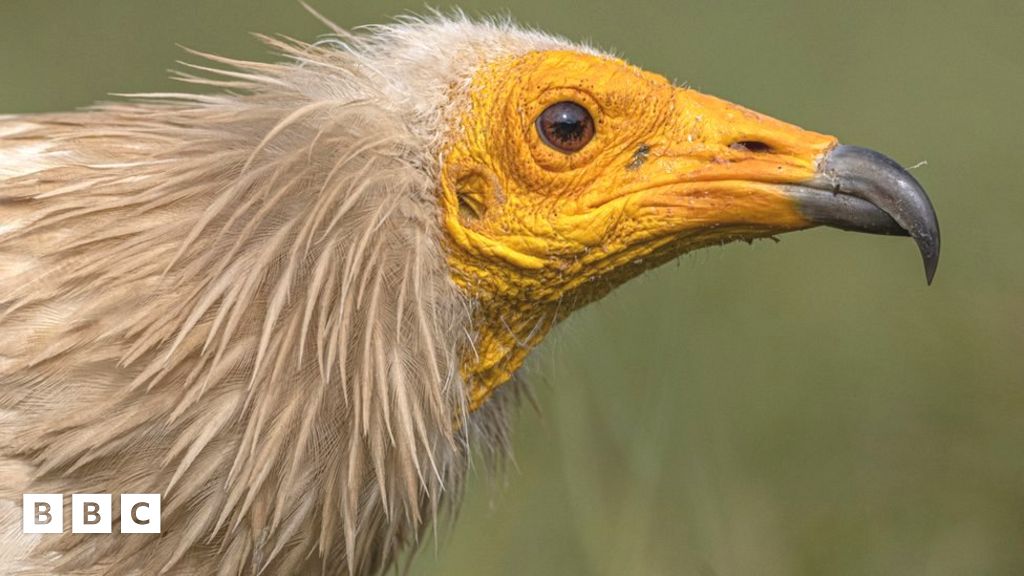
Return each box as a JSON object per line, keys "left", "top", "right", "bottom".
{"left": 72, "top": 494, "right": 111, "bottom": 533}
{"left": 23, "top": 494, "right": 63, "bottom": 534}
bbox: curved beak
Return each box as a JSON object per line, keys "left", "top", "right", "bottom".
{"left": 566, "top": 87, "right": 942, "bottom": 287}
{"left": 785, "top": 145, "right": 941, "bottom": 284}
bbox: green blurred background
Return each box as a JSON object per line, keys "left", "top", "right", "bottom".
{"left": 2, "top": 1, "right": 1021, "bottom": 574}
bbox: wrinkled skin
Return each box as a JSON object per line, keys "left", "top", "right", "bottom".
{"left": 440, "top": 51, "right": 837, "bottom": 407}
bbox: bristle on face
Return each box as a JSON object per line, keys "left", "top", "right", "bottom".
{"left": 0, "top": 15, "right": 580, "bottom": 575}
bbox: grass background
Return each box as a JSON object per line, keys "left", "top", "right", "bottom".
{"left": 1, "top": 1, "right": 1021, "bottom": 574}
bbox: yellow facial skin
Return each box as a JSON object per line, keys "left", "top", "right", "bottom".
{"left": 441, "top": 50, "right": 838, "bottom": 410}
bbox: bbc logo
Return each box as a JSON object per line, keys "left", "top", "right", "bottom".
{"left": 22, "top": 494, "right": 161, "bottom": 534}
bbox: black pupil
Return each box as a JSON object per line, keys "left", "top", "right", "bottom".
{"left": 549, "top": 110, "right": 584, "bottom": 141}
{"left": 537, "top": 102, "right": 593, "bottom": 152}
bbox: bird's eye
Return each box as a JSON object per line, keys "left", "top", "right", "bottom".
{"left": 536, "top": 102, "right": 595, "bottom": 153}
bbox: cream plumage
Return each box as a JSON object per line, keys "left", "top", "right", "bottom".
{"left": 0, "top": 17, "right": 563, "bottom": 575}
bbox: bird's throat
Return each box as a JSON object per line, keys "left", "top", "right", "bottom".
{"left": 459, "top": 299, "right": 563, "bottom": 410}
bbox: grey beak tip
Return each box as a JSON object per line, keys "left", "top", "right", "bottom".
{"left": 807, "top": 144, "right": 942, "bottom": 285}
{"left": 922, "top": 238, "right": 939, "bottom": 285}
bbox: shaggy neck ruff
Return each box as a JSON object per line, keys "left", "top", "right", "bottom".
{"left": 0, "top": 17, "right": 583, "bottom": 575}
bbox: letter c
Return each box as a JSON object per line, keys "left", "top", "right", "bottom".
{"left": 131, "top": 502, "right": 150, "bottom": 525}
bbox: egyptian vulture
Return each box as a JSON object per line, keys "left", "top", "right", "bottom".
{"left": 0, "top": 15, "right": 938, "bottom": 576}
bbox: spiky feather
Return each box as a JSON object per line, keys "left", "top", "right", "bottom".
{"left": 0, "top": 16, "right": 579, "bottom": 575}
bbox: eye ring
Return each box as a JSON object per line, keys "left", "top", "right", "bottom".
{"left": 536, "top": 101, "right": 595, "bottom": 154}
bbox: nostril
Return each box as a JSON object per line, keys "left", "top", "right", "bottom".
{"left": 730, "top": 140, "right": 774, "bottom": 154}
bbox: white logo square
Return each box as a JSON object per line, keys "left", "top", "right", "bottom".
{"left": 23, "top": 494, "right": 63, "bottom": 534}
{"left": 72, "top": 493, "right": 112, "bottom": 534}
{"left": 120, "top": 493, "right": 161, "bottom": 533}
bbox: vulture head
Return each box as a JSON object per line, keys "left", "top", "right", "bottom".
{"left": 0, "top": 15, "right": 938, "bottom": 575}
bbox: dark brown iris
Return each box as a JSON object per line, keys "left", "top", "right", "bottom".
{"left": 536, "top": 101, "right": 595, "bottom": 153}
